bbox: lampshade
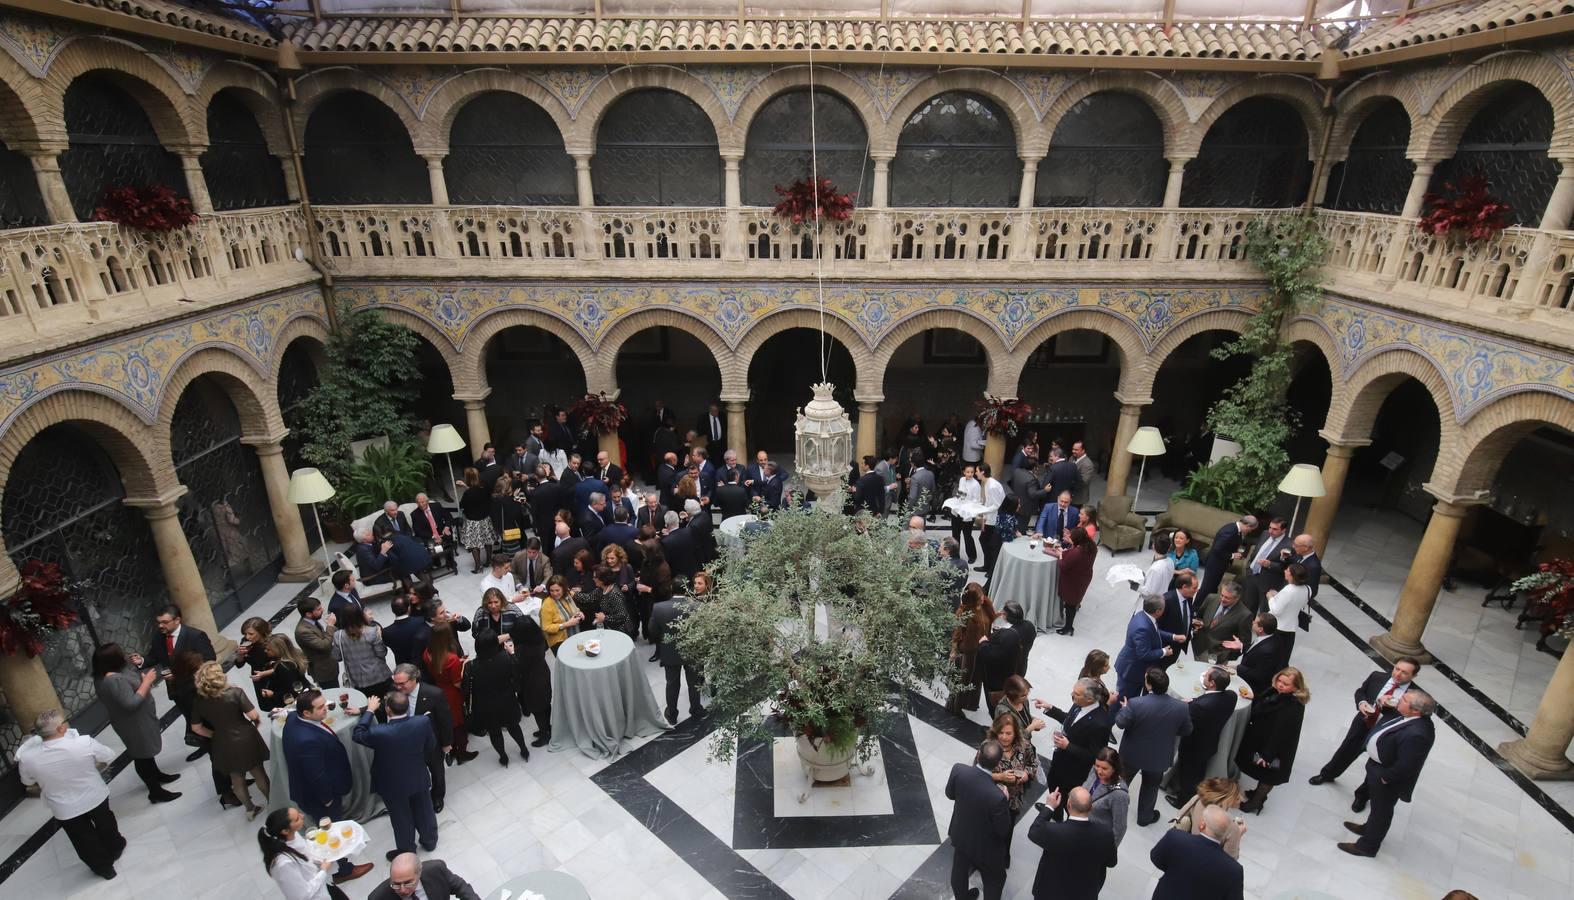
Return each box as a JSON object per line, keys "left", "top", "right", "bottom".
{"left": 426, "top": 423, "right": 467, "bottom": 455}
{"left": 1127, "top": 426, "right": 1166, "bottom": 457}
{"left": 286, "top": 467, "right": 336, "bottom": 505}
{"left": 1278, "top": 463, "right": 1327, "bottom": 499}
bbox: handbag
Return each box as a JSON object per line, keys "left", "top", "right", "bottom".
{"left": 502, "top": 526, "right": 523, "bottom": 543}
{"left": 1298, "top": 608, "right": 1313, "bottom": 631}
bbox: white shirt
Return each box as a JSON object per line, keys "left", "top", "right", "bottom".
{"left": 479, "top": 571, "right": 520, "bottom": 601}
{"left": 980, "top": 478, "right": 1005, "bottom": 516}
{"left": 1251, "top": 533, "right": 1286, "bottom": 574}
{"left": 962, "top": 421, "right": 986, "bottom": 461}
{"left": 1140, "top": 555, "right": 1176, "bottom": 598}
{"left": 1365, "top": 715, "right": 1419, "bottom": 764}
{"left": 268, "top": 833, "right": 332, "bottom": 900}
{"left": 1267, "top": 583, "right": 1311, "bottom": 632}
{"left": 16, "top": 729, "right": 114, "bottom": 819}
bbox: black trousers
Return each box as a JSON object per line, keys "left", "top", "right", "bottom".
{"left": 979, "top": 526, "right": 1002, "bottom": 575}
{"left": 59, "top": 799, "right": 124, "bottom": 873}
{"left": 1123, "top": 763, "right": 1164, "bottom": 820}
{"left": 130, "top": 758, "right": 166, "bottom": 796}
{"left": 488, "top": 722, "right": 527, "bottom": 757}
{"left": 949, "top": 513, "right": 977, "bottom": 560}
{"left": 664, "top": 663, "right": 704, "bottom": 716}
{"left": 1318, "top": 716, "right": 1370, "bottom": 780}
{"left": 949, "top": 849, "right": 1005, "bottom": 900}
{"left": 424, "top": 747, "right": 446, "bottom": 807}
{"left": 383, "top": 790, "right": 438, "bottom": 853}
{"left": 1354, "top": 763, "right": 1401, "bottom": 854}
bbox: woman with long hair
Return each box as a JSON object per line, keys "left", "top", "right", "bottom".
{"left": 1048, "top": 528, "right": 1098, "bottom": 636}
{"left": 458, "top": 466, "right": 496, "bottom": 573}
{"left": 636, "top": 539, "right": 674, "bottom": 660}
{"left": 192, "top": 660, "right": 270, "bottom": 818}
{"left": 491, "top": 474, "right": 527, "bottom": 555}
{"left": 422, "top": 621, "right": 469, "bottom": 760}
{"left": 540, "top": 576, "right": 584, "bottom": 655}
{"left": 236, "top": 617, "right": 278, "bottom": 710}
{"left": 92, "top": 642, "right": 180, "bottom": 803}
{"left": 1236, "top": 667, "right": 1310, "bottom": 814}
{"left": 947, "top": 582, "right": 996, "bottom": 714}
{"left": 1078, "top": 649, "right": 1115, "bottom": 707}
{"left": 601, "top": 544, "right": 638, "bottom": 597}
{"left": 260, "top": 635, "right": 309, "bottom": 708}
{"left": 508, "top": 609, "right": 554, "bottom": 747}
{"left": 566, "top": 548, "right": 596, "bottom": 595}
{"left": 1174, "top": 777, "right": 1247, "bottom": 858}
{"left": 978, "top": 713, "right": 1038, "bottom": 815}
{"left": 467, "top": 627, "right": 531, "bottom": 766}
{"left": 330, "top": 606, "right": 391, "bottom": 699}
{"left": 257, "top": 806, "right": 342, "bottom": 900}
{"left": 1077, "top": 506, "right": 1100, "bottom": 544}
{"left": 991, "top": 674, "right": 1044, "bottom": 739}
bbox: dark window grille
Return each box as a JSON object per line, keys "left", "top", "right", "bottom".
{"left": 891, "top": 91, "right": 1019, "bottom": 207}
{"left": 445, "top": 92, "right": 576, "bottom": 205}
{"left": 276, "top": 340, "right": 324, "bottom": 553}
{"left": 1327, "top": 99, "right": 1413, "bottom": 215}
{"left": 742, "top": 89, "right": 873, "bottom": 207}
{"left": 59, "top": 74, "right": 188, "bottom": 221}
{"left": 0, "top": 138, "right": 47, "bottom": 228}
{"left": 201, "top": 89, "right": 289, "bottom": 211}
{"left": 1180, "top": 97, "right": 1311, "bottom": 208}
{"left": 594, "top": 90, "right": 722, "bottom": 206}
{"left": 1037, "top": 92, "right": 1167, "bottom": 208}
{"left": 1429, "top": 83, "right": 1560, "bottom": 227}
{"left": 303, "top": 92, "right": 431, "bottom": 205}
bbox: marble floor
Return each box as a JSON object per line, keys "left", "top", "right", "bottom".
{"left": 2, "top": 515, "right": 1571, "bottom": 899}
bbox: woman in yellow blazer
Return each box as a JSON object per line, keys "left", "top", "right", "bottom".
{"left": 539, "top": 576, "right": 584, "bottom": 655}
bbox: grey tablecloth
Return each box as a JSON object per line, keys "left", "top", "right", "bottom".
{"left": 485, "top": 870, "right": 590, "bottom": 900}
{"left": 265, "top": 687, "right": 383, "bottom": 821}
{"left": 548, "top": 628, "right": 669, "bottom": 759}
{"left": 717, "top": 514, "right": 758, "bottom": 554}
{"left": 1167, "top": 658, "right": 1253, "bottom": 779}
{"left": 992, "top": 540, "right": 1061, "bottom": 631}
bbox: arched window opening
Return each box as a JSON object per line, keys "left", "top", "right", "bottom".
{"left": 0, "top": 135, "right": 48, "bottom": 227}
{"left": 303, "top": 92, "right": 430, "bottom": 205}
{"left": 59, "top": 74, "right": 187, "bottom": 221}
{"left": 1038, "top": 92, "right": 1166, "bottom": 207}
{"left": 1430, "top": 83, "right": 1560, "bottom": 227}
{"left": 743, "top": 89, "right": 873, "bottom": 206}
{"left": 201, "top": 90, "right": 289, "bottom": 211}
{"left": 446, "top": 92, "right": 575, "bottom": 205}
{"left": 1181, "top": 97, "right": 1311, "bottom": 208}
{"left": 593, "top": 90, "right": 722, "bottom": 206}
{"left": 891, "top": 91, "right": 1019, "bottom": 207}
{"left": 1327, "top": 99, "right": 1413, "bottom": 214}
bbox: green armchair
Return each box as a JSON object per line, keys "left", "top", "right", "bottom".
{"left": 1095, "top": 495, "right": 1146, "bottom": 553}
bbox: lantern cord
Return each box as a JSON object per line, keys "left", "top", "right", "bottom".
{"left": 808, "top": 48, "right": 827, "bottom": 385}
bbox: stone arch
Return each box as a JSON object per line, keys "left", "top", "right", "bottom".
{"left": 868, "top": 308, "right": 1013, "bottom": 395}
{"left": 1443, "top": 391, "right": 1574, "bottom": 497}
{"left": 153, "top": 349, "right": 285, "bottom": 467}
{"left": 43, "top": 38, "right": 198, "bottom": 149}
{"left": 270, "top": 314, "right": 332, "bottom": 380}
{"left": 734, "top": 308, "right": 876, "bottom": 395}
{"left": 291, "top": 68, "right": 424, "bottom": 149}
{"left": 351, "top": 304, "right": 465, "bottom": 394}
{"left": 731, "top": 67, "right": 880, "bottom": 157}
{"left": 1281, "top": 317, "right": 1343, "bottom": 386}
{"left": 1001, "top": 308, "right": 1146, "bottom": 396}
{"left": 194, "top": 62, "right": 288, "bottom": 156}
{"left": 1328, "top": 74, "right": 1422, "bottom": 163}
{"left": 1181, "top": 75, "right": 1327, "bottom": 161}
{"left": 592, "top": 308, "right": 738, "bottom": 397}
{"left": 1415, "top": 53, "right": 1574, "bottom": 159}
{"left": 417, "top": 69, "right": 576, "bottom": 154}
{"left": 1040, "top": 73, "right": 1188, "bottom": 158}
{"left": 1322, "top": 349, "right": 1461, "bottom": 464}
{"left": 0, "top": 391, "right": 165, "bottom": 513}
{"left": 878, "top": 70, "right": 1041, "bottom": 157}
{"left": 1125, "top": 307, "right": 1253, "bottom": 398}
{"left": 463, "top": 307, "right": 597, "bottom": 396}
{"left": 569, "top": 66, "right": 735, "bottom": 152}
{"left": 0, "top": 50, "right": 54, "bottom": 146}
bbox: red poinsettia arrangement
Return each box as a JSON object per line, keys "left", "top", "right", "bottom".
{"left": 1513, "top": 559, "right": 1574, "bottom": 640}
{"left": 0, "top": 561, "right": 81, "bottom": 658}
{"left": 773, "top": 177, "right": 855, "bottom": 224}
{"left": 93, "top": 185, "right": 198, "bottom": 232}
{"left": 1417, "top": 173, "right": 1511, "bottom": 241}
{"left": 975, "top": 395, "right": 1033, "bottom": 438}
{"left": 568, "top": 391, "right": 628, "bottom": 435}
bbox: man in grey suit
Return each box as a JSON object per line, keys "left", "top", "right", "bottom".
{"left": 946, "top": 739, "right": 1012, "bottom": 900}
{"left": 1190, "top": 581, "right": 1254, "bottom": 661}
{"left": 907, "top": 455, "right": 937, "bottom": 520}
{"left": 1007, "top": 461, "right": 1047, "bottom": 527}
{"left": 1070, "top": 441, "right": 1097, "bottom": 507}
{"left": 650, "top": 593, "right": 706, "bottom": 725}
{"left": 1114, "top": 667, "right": 1193, "bottom": 827}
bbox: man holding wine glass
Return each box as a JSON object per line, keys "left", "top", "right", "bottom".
{"left": 282, "top": 689, "right": 374, "bottom": 886}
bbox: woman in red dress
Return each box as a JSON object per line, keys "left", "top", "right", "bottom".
{"left": 1049, "top": 528, "right": 1098, "bottom": 637}
{"left": 422, "top": 620, "right": 468, "bottom": 760}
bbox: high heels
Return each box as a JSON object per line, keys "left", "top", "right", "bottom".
{"left": 498, "top": 753, "right": 509, "bottom": 767}
{"left": 245, "top": 804, "right": 262, "bottom": 821}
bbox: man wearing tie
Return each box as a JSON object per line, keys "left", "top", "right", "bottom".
{"left": 328, "top": 570, "right": 366, "bottom": 621}
{"left": 510, "top": 537, "right": 552, "bottom": 598}
{"left": 697, "top": 401, "right": 725, "bottom": 451}
{"left": 1191, "top": 581, "right": 1253, "bottom": 660}
{"left": 410, "top": 492, "right": 456, "bottom": 568}
{"left": 1035, "top": 491, "right": 1079, "bottom": 543}
{"left": 1286, "top": 534, "right": 1323, "bottom": 601}
{"left": 1113, "top": 594, "right": 1175, "bottom": 702}
{"left": 1339, "top": 689, "right": 1437, "bottom": 858}
{"left": 945, "top": 740, "right": 1013, "bottom": 900}
{"left": 353, "top": 692, "right": 440, "bottom": 860}
{"left": 1154, "top": 574, "right": 1199, "bottom": 667}
{"left": 760, "top": 461, "right": 786, "bottom": 510}
{"left": 372, "top": 500, "right": 413, "bottom": 539}
{"left": 1310, "top": 657, "right": 1421, "bottom": 787}
{"left": 594, "top": 450, "right": 623, "bottom": 488}
{"left": 1239, "top": 517, "right": 1290, "bottom": 612}
{"left": 1035, "top": 678, "right": 1114, "bottom": 817}
{"left": 283, "top": 690, "right": 374, "bottom": 885}
{"left": 132, "top": 606, "right": 216, "bottom": 761}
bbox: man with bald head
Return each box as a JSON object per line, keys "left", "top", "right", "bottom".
{"left": 1027, "top": 785, "right": 1117, "bottom": 900}
{"left": 1149, "top": 804, "right": 1244, "bottom": 899}
{"left": 368, "top": 852, "right": 480, "bottom": 900}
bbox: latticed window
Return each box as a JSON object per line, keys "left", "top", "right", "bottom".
{"left": 594, "top": 89, "right": 722, "bottom": 206}
{"left": 201, "top": 89, "right": 289, "bottom": 211}
{"left": 1429, "top": 83, "right": 1560, "bottom": 227}
{"left": 1327, "top": 99, "right": 1413, "bottom": 215}
{"left": 303, "top": 91, "right": 431, "bottom": 205}
{"left": 1037, "top": 91, "right": 1166, "bottom": 207}
{"left": 446, "top": 92, "right": 576, "bottom": 205}
{"left": 0, "top": 137, "right": 47, "bottom": 227}
{"left": 59, "top": 74, "right": 188, "bottom": 221}
{"left": 891, "top": 91, "right": 1019, "bottom": 207}
{"left": 1181, "top": 97, "right": 1311, "bottom": 208}
{"left": 742, "top": 88, "right": 872, "bottom": 206}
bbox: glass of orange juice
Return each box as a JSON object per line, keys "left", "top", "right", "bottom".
{"left": 328, "top": 836, "right": 341, "bottom": 850}
{"left": 340, "top": 825, "right": 354, "bottom": 839}
{"left": 312, "top": 830, "right": 329, "bottom": 845}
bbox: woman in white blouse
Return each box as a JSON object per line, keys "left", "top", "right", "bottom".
{"left": 946, "top": 464, "right": 984, "bottom": 562}
{"left": 259, "top": 806, "right": 339, "bottom": 900}
{"left": 1267, "top": 562, "right": 1312, "bottom": 657}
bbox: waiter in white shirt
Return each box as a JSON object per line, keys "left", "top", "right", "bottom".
{"left": 1138, "top": 533, "right": 1178, "bottom": 609}
{"left": 16, "top": 709, "right": 123, "bottom": 880}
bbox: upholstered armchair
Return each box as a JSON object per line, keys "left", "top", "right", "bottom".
{"left": 1095, "top": 495, "right": 1146, "bottom": 552}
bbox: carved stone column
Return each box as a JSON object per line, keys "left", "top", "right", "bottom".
{"left": 421, "top": 153, "right": 450, "bottom": 206}
{"left": 1499, "top": 646, "right": 1574, "bottom": 780}
{"left": 870, "top": 153, "right": 893, "bottom": 210}
{"left": 125, "top": 491, "right": 236, "bottom": 658}
{"left": 1369, "top": 496, "right": 1477, "bottom": 663}
{"left": 1161, "top": 157, "right": 1189, "bottom": 209}
{"left": 854, "top": 395, "right": 881, "bottom": 462}
{"left": 1303, "top": 439, "right": 1367, "bottom": 555}
{"left": 23, "top": 147, "right": 76, "bottom": 224}
{"left": 242, "top": 435, "right": 318, "bottom": 581}
{"left": 176, "top": 151, "right": 214, "bottom": 215}
{"left": 1104, "top": 399, "right": 1148, "bottom": 500}
{"left": 723, "top": 396, "right": 749, "bottom": 459}
{"left": 1513, "top": 157, "right": 1574, "bottom": 305}
{"left": 1380, "top": 159, "right": 1437, "bottom": 280}
{"left": 456, "top": 394, "right": 492, "bottom": 460}
{"left": 0, "top": 562, "right": 62, "bottom": 736}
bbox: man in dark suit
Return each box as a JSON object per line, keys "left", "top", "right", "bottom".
{"left": 1191, "top": 581, "right": 1253, "bottom": 660}
{"left": 1036, "top": 677, "right": 1115, "bottom": 814}
{"left": 907, "top": 458, "right": 938, "bottom": 520}
{"left": 1026, "top": 787, "right": 1117, "bottom": 900}
{"left": 1311, "top": 657, "right": 1422, "bottom": 787}
{"left": 945, "top": 740, "right": 1013, "bottom": 900}
{"left": 295, "top": 597, "right": 339, "bottom": 689}
{"left": 133, "top": 605, "right": 217, "bottom": 764}
{"left": 529, "top": 470, "right": 570, "bottom": 538}
{"left": 1034, "top": 492, "right": 1079, "bottom": 544}
{"left": 696, "top": 401, "right": 726, "bottom": 451}
{"left": 1000, "top": 601, "right": 1035, "bottom": 678}
{"left": 975, "top": 616, "right": 1023, "bottom": 701}
{"left": 410, "top": 492, "right": 456, "bottom": 560}
{"left": 573, "top": 473, "right": 608, "bottom": 518}
{"left": 1238, "top": 517, "right": 1290, "bottom": 612}
{"left": 372, "top": 501, "right": 413, "bottom": 539}
{"left": 391, "top": 662, "right": 464, "bottom": 810}
{"left": 1115, "top": 667, "right": 1193, "bottom": 827}
{"left": 714, "top": 468, "right": 751, "bottom": 520}
{"left": 656, "top": 452, "right": 682, "bottom": 510}
{"left": 369, "top": 853, "right": 480, "bottom": 900}
{"left": 1223, "top": 613, "right": 1290, "bottom": 696}
{"left": 545, "top": 408, "right": 576, "bottom": 456}
{"left": 650, "top": 420, "right": 681, "bottom": 479}
{"left": 1154, "top": 575, "right": 1200, "bottom": 665}
{"left": 689, "top": 447, "right": 717, "bottom": 500}
{"left": 354, "top": 529, "right": 432, "bottom": 588}
{"left": 939, "top": 538, "right": 969, "bottom": 607}
{"left": 576, "top": 491, "right": 607, "bottom": 542}
{"left": 593, "top": 450, "right": 623, "bottom": 488}
{"left": 1150, "top": 805, "right": 1245, "bottom": 899}
{"left": 1340, "top": 690, "right": 1437, "bottom": 858}
{"left": 636, "top": 492, "right": 668, "bottom": 532}
{"left": 1007, "top": 461, "right": 1046, "bottom": 529}
{"left": 849, "top": 455, "right": 886, "bottom": 514}
{"left": 381, "top": 596, "right": 432, "bottom": 670}
{"left": 1114, "top": 595, "right": 1176, "bottom": 702}
{"left": 352, "top": 692, "right": 439, "bottom": 860}
{"left": 760, "top": 461, "right": 786, "bottom": 510}
{"left": 1197, "top": 515, "right": 1258, "bottom": 605}
{"left": 1166, "top": 667, "right": 1239, "bottom": 807}
{"left": 650, "top": 592, "right": 706, "bottom": 725}
{"left": 661, "top": 512, "right": 701, "bottom": 581}
{"left": 595, "top": 506, "right": 639, "bottom": 555}
{"left": 743, "top": 450, "right": 770, "bottom": 498}
{"left": 1043, "top": 447, "right": 1080, "bottom": 505}
{"left": 549, "top": 525, "right": 589, "bottom": 578}
{"left": 473, "top": 443, "right": 503, "bottom": 489}
{"left": 327, "top": 570, "right": 366, "bottom": 621}
{"left": 283, "top": 690, "right": 374, "bottom": 885}
{"left": 1286, "top": 533, "right": 1322, "bottom": 601}
{"left": 559, "top": 453, "right": 583, "bottom": 491}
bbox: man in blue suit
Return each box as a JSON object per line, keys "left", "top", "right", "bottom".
{"left": 327, "top": 570, "right": 366, "bottom": 621}
{"left": 1116, "top": 667, "right": 1193, "bottom": 827}
{"left": 1149, "top": 805, "right": 1244, "bottom": 899}
{"left": 355, "top": 528, "right": 433, "bottom": 590}
{"left": 353, "top": 692, "right": 439, "bottom": 861}
{"left": 1035, "top": 491, "right": 1079, "bottom": 543}
{"left": 1114, "top": 594, "right": 1176, "bottom": 701}
{"left": 283, "top": 689, "right": 374, "bottom": 885}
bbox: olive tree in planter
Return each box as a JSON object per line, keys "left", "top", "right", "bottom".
{"left": 674, "top": 506, "right": 956, "bottom": 779}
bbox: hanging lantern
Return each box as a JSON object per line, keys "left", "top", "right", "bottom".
{"left": 793, "top": 382, "right": 854, "bottom": 506}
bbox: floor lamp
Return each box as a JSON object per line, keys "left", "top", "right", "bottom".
{"left": 1127, "top": 426, "right": 1167, "bottom": 514}
{"left": 427, "top": 424, "right": 466, "bottom": 501}
{"left": 1278, "top": 463, "right": 1327, "bottom": 535}
{"left": 286, "top": 467, "right": 336, "bottom": 578}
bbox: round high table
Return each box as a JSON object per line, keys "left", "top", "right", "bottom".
{"left": 991, "top": 540, "right": 1061, "bottom": 632}
{"left": 717, "top": 513, "right": 758, "bottom": 554}
{"left": 1167, "top": 657, "right": 1253, "bottom": 779}
{"left": 265, "top": 687, "right": 382, "bottom": 820}
{"left": 548, "top": 628, "right": 669, "bottom": 759}
{"left": 485, "top": 870, "right": 590, "bottom": 900}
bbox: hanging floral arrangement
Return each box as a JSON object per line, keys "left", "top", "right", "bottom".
{"left": 1512, "top": 559, "right": 1574, "bottom": 646}
{"left": 1417, "top": 173, "right": 1511, "bottom": 242}
{"left": 568, "top": 391, "right": 628, "bottom": 435}
{"left": 975, "top": 395, "right": 1033, "bottom": 438}
{"left": 773, "top": 177, "right": 855, "bottom": 224}
{"left": 0, "top": 561, "right": 82, "bottom": 658}
{"left": 93, "top": 185, "right": 198, "bottom": 232}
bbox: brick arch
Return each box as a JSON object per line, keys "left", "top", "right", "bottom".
{"left": 878, "top": 70, "right": 1041, "bottom": 157}
{"left": 1040, "top": 73, "right": 1188, "bottom": 158}
{"left": 1443, "top": 391, "right": 1574, "bottom": 497}
{"left": 0, "top": 391, "right": 166, "bottom": 516}
{"left": 568, "top": 67, "right": 735, "bottom": 153}
{"left": 1281, "top": 317, "right": 1342, "bottom": 388}
{"left": 869, "top": 308, "right": 1012, "bottom": 396}
{"left": 417, "top": 69, "right": 576, "bottom": 154}
{"left": 291, "top": 68, "right": 424, "bottom": 148}
{"left": 43, "top": 38, "right": 199, "bottom": 149}
{"left": 155, "top": 347, "right": 284, "bottom": 444}
{"left": 1414, "top": 53, "right": 1574, "bottom": 159}
{"left": 592, "top": 308, "right": 738, "bottom": 397}
{"left": 194, "top": 62, "right": 288, "bottom": 156}
{"left": 463, "top": 307, "right": 596, "bottom": 396}
{"left": 269, "top": 314, "right": 332, "bottom": 380}
{"left": 1181, "top": 75, "right": 1327, "bottom": 161}
{"left": 1124, "top": 307, "right": 1253, "bottom": 398}
{"left": 1001, "top": 308, "right": 1145, "bottom": 396}
{"left": 731, "top": 67, "right": 879, "bottom": 157}
{"left": 1322, "top": 349, "right": 1461, "bottom": 463}
{"left": 0, "top": 50, "right": 54, "bottom": 146}
{"left": 733, "top": 307, "right": 876, "bottom": 395}
{"left": 1328, "top": 74, "right": 1421, "bottom": 163}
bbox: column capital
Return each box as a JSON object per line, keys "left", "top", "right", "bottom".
{"left": 240, "top": 430, "right": 291, "bottom": 451}
{"left": 1166, "top": 156, "right": 1192, "bottom": 169}
{"left": 856, "top": 401, "right": 880, "bottom": 414}
{"left": 123, "top": 488, "right": 188, "bottom": 516}
{"left": 869, "top": 150, "right": 896, "bottom": 162}
{"left": 1113, "top": 392, "right": 1153, "bottom": 407}
{"left": 452, "top": 389, "right": 492, "bottom": 404}
{"left": 1316, "top": 429, "right": 1371, "bottom": 451}
{"left": 722, "top": 399, "right": 747, "bottom": 413}
{"left": 852, "top": 392, "right": 884, "bottom": 404}
{"left": 1422, "top": 485, "right": 1490, "bottom": 510}
{"left": 1408, "top": 158, "right": 1443, "bottom": 172}
{"left": 420, "top": 154, "right": 447, "bottom": 166}
{"left": 566, "top": 148, "right": 595, "bottom": 162}
{"left": 1018, "top": 152, "right": 1046, "bottom": 165}
{"left": 16, "top": 141, "right": 69, "bottom": 159}
{"left": 720, "top": 151, "right": 744, "bottom": 164}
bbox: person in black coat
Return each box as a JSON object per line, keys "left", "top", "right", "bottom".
{"left": 132, "top": 605, "right": 216, "bottom": 763}
{"left": 372, "top": 501, "right": 414, "bottom": 539}
{"left": 1026, "top": 787, "right": 1117, "bottom": 900}
{"left": 1043, "top": 448, "right": 1080, "bottom": 503}
{"left": 660, "top": 517, "right": 701, "bottom": 582}
{"left": 506, "top": 615, "right": 553, "bottom": 747}
{"left": 1311, "top": 657, "right": 1422, "bottom": 786}
{"left": 1342, "top": 690, "right": 1437, "bottom": 858}
{"left": 975, "top": 618, "right": 1023, "bottom": 701}
{"left": 352, "top": 693, "right": 439, "bottom": 858}
{"left": 382, "top": 595, "right": 433, "bottom": 670}
{"left": 1223, "top": 613, "right": 1291, "bottom": 696}
{"left": 713, "top": 469, "right": 751, "bottom": 520}
{"left": 945, "top": 740, "right": 1013, "bottom": 900}
{"left": 529, "top": 474, "right": 570, "bottom": 538}
{"left": 550, "top": 532, "right": 590, "bottom": 581}
{"left": 1149, "top": 807, "right": 1245, "bottom": 900}
{"left": 1036, "top": 677, "right": 1115, "bottom": 815}
{"left": 849, "top": 455, "right": 886, "bottom": 514}
{"left": 467, "top": 628, "right": 530, "bottom": 766}
{"left": 391, "top": 662, "right": 460, "bottom": 811}
{"left": 1154, "top": 577, "right": 1201, "bottom": 666}
{"left": 1236, "top": 666, "right": 1309, "bottom": 814}
{"left": 1197, "top": 516, "right": 1257, "bottom": 606}
{"left": 1000, "top": 601, "right": 1035, "bottom": 677}
{"left": 1166, "top": 667, "right": 1240, "bottom": 807}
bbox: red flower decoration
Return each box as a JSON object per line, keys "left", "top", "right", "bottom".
{"left": 1417, "top": 173, "right": 1511, "bottom": 242}
{"left": 772, "top": 177, "right": 855, "bottom": 225}
{"left": 974, "top": 395, "right": 1033, "bottom": 437}
{"left": 92, "top": 185, "right": 198, "bottom": 233}
{"left": 0, "top": 560, "right": 81, "bottom": 658}
{"left": 567, "top": 392, "right": 628, "bottom": 435}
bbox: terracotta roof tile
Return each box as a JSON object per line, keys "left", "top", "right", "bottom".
{"left": 56, "top": 0, "right": 275, "bottom": 46}
{"left": 1343, "top": 0, "right": 1574, "bottom": 56}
